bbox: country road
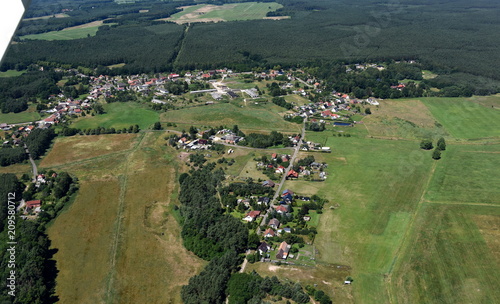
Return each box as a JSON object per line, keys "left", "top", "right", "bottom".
{"left": 24, "top": 143, "right": 38, "bottom": 182}
{"left": 260, "top": 119, "right": 306, "bottom": 231}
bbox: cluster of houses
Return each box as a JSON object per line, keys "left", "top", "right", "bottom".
{"left": 177, "top": 138, "right": 211, "bottom": 150}
{"left": 210, "top": 129, "right": 244, "bottom": 144}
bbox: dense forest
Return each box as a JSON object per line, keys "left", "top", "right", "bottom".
{"left": 3, "top": 0, "right": 499, "bottom": 94}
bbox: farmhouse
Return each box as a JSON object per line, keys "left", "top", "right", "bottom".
{"left": 25, "top": 200, "right": 42, "bottom": 213}
{"left": 262, "top": 180, "right": 275, "bottom": 187}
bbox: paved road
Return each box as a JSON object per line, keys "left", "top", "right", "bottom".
{"left": 24, "top": 143, "right": 38, "bottom": 182}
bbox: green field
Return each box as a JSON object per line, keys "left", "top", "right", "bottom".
{"left": 0, "top": 69, "right": 26, "bottom": 77}
{"left": 422, "top": 97, "right": 500, "bottom": 140}
{"left": 161, "top": 102, "right": 301, "bottom": 133}
{"left": 0, "top": 106, "right": 42, "bottom": 124}
{"left": 425, "top": 144, "right": 500, "bottom": 205}
{"left": 391, "top": 204, "right": 500, "bottom": 303}
{"left": 71, "top": 102, "right": 159, "bottom": 130}
{"left": 167, "top": 2, "right": 284, "bottom": 23}
{"left": 20, "top": 22, "right": 111, "bottom": 41}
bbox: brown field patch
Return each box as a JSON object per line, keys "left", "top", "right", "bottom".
{"left": 62, "top": 20, "right": 107, "bottom": 31}
{"left": 263, "top": 16, "right": 291, "bottom": 20}
{"left": 48, "top": 180, "right": 121, "bottom": 304}
{"left": 367, "top": 99, "right": 437, "bottom": 128}
{"left": 245, "top": 262, "right": 353, "bottom": 303}
{"left": 41, "top": 134, "right": 139, "bottom": 167}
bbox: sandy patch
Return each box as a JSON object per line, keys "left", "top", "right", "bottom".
{"left": 62, "top": 20, "right": 108, "bottom": 31}
{"left": 263, "top": 16, "right": 291, "bottom": 20}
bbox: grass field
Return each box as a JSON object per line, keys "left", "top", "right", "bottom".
{"left": 40, "top": 134, "right": 140, "bottom": 168}
{"left": 0, "top": 69, "right": 26, "bottom": 77}
{"left": 166, "top": 2, "right": 284, "bottom": 24}
{"left": 424, "top": 144, "right": 500, "bottom": 205}
{"left": 391, "top": 204, "right": 500, "bottom": 304}
{"left": 0, "top": 106, "right": 43, "bottom": 124}
{"left": 422, "top": 97, "right": 500, "bottom": 140}
{"left": 20, "top": 21, "right": 111, "bottom": 40}
{"left": 362, "top": 99, "right": 448, "bottom": 140}
{"left": 161, "top": 102, "right": 301, "bottom": 133}
{"left": 71, "top": 102, "right": 159, "bottom": 130}
{"left": 44, "top": 132, "right": 203, "bottom": 303}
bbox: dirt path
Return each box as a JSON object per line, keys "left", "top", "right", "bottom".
{"left": 104, "top": 133, "right": 146, "bottom": 303}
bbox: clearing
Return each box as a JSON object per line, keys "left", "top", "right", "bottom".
{"left": 164, "top": 2, "right": 285, "bottom": 24}
{"left": 20, "top": 20, "right": 112, "bottom": 41}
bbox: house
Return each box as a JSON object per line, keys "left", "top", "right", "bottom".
{"left": 276, "top": 241, "right": 291, "bottom": 260}
{"left": 243, "top": 210, "right": 261, "bottom": 222}
{"left": 282, "top": 193, "right": 293, "bottom": 203}
{"left": 262, "top": 180, "right": 275, "bottom": 188}
{"left": 257, "top": 242, "right": 271, "bottom": 255}
{"left": 257, "top": 197, "right": 270, "bottom": 205}
{"left": 275, "top": 205, "right": 289, "bottom": 214}
{"left": 227, "top": 91, "right": 239, "bottom": 98}
{"left": 269, "top": 218, "right": 280, "bottom": 229}
{"left": 263, "top": 228, "right": 276, "bottom": 238}
{"left": 286, "top": 170, "right": 299, "bottom": 179}
{"left": 271, "top": 153, "right": 277, "bottom": 160}
{"left": 282, "top": 189, "right": 294, "bottom": 197}
{"left": 25, "top": 200, "right": 41, "bottom": 212}
{"left": 275, "top": 166, "right": 285, "bottom": 174}
{"left": 303, "top": 216, "right": 311, "bottom": 221}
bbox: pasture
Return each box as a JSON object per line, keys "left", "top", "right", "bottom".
{"left": 422, "top": 97, "right": 500, "bottom": 140}
{"left": 161, "top": 102, "right": 301, "bottom": 133}
{"left": 391, "top": 204, "right": 500, "bottom": 304}
{"left": 0, "top": 106, "right": 42, "bottom": 124}
{"left": 71, "top": 102, "right": 159, "bottom": 130}
{"left": 44, "top": 132, "right": 203, "bottom": 303}
{"left": 20, "top": 21, "right": 110, "bottom": 40}
{"left": 424, "top": 143, "right": 500, "bottom": 205}
{"left": 362, "top": 99, "right": 448, "bottom": 140}
{"left": 0, "top": 69, "right": 26, "bottom": 77}
{"left": 166, "top": 2, "right": 284, "bottom": 24}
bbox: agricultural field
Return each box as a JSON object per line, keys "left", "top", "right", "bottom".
{"left": 0, "top": 69, "right": 26, "bottom": 77}
{"left": 165, "top": 2, "right": 284, "bottom": 24}
{"left": 362, "top": 99, "right": 448, "bottom": 140}
{"left": 0, "top": 106, "right": 43, "bottom": 124}
{"left": 20, "top": 20, "right": 110, "bottom": 40}
{"left": 424, "top": 143, "right": 500, "bottom": 205}
{"left": 40, "top": 133, "right": 140, "bottom": 168}
{"left": 71, "top": 102, "right": 159, "bottom": 130}
{"left": 421, "top": 97, "right": 500, "bottom": 140}
{"left": 161, "top": 102, "right": 301, "bottom": 133}
{"left": 391, "top": 204, "right": 500, "bottom": 304}
{"left": 44, "top": 132, "right": 204, "bottom": 303}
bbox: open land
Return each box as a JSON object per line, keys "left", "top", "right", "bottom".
{"left": 164, "top": 2, "right": 284, "bottom": 24}
{"left": 20, "top": 20, "right": 112, "bottom": 41}
{"left": 44, "top": 132, "right": 204, "bottom": 303}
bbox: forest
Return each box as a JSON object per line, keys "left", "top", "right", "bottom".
{"left": 3, "top": 0, "right": 498, "bottom": 94}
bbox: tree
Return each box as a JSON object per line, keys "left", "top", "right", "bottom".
{"left": 365, "top": 107, "right": 371, "bottom": 114}
{"left": 420, "top": 139, "right": 433, "bottom": 150}
{"left": 432, "top": 148, "right": 441, "bottom": 160}
{"left": 437, "top": 137, "right": 446, "bottom": 150}
{"left": 152, "top": 122, "right": 162, "bottom": 130}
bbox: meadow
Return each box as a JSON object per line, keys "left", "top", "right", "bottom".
{"left": 161, "top": 102, "right": 301, "bottom": 133}
{"left": 44, "top": 132, "right": 204, "bottom": 303}
{"left": 422, "top": 97, "right": 500, "bottom": 140}
{"left": 71, "top": 102, "right": 159, "bottom": 130}
{"left": 20, "top": 22, "right": 104, "bottom": 40}
{"left": 0, "top": 107, "right": 42, "bottom": 124}
{"left": 0, "top": 70, "right": 26, "bottom": 77}
{"left": 166, "top": 2, "right": 283, "bottom": 24}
